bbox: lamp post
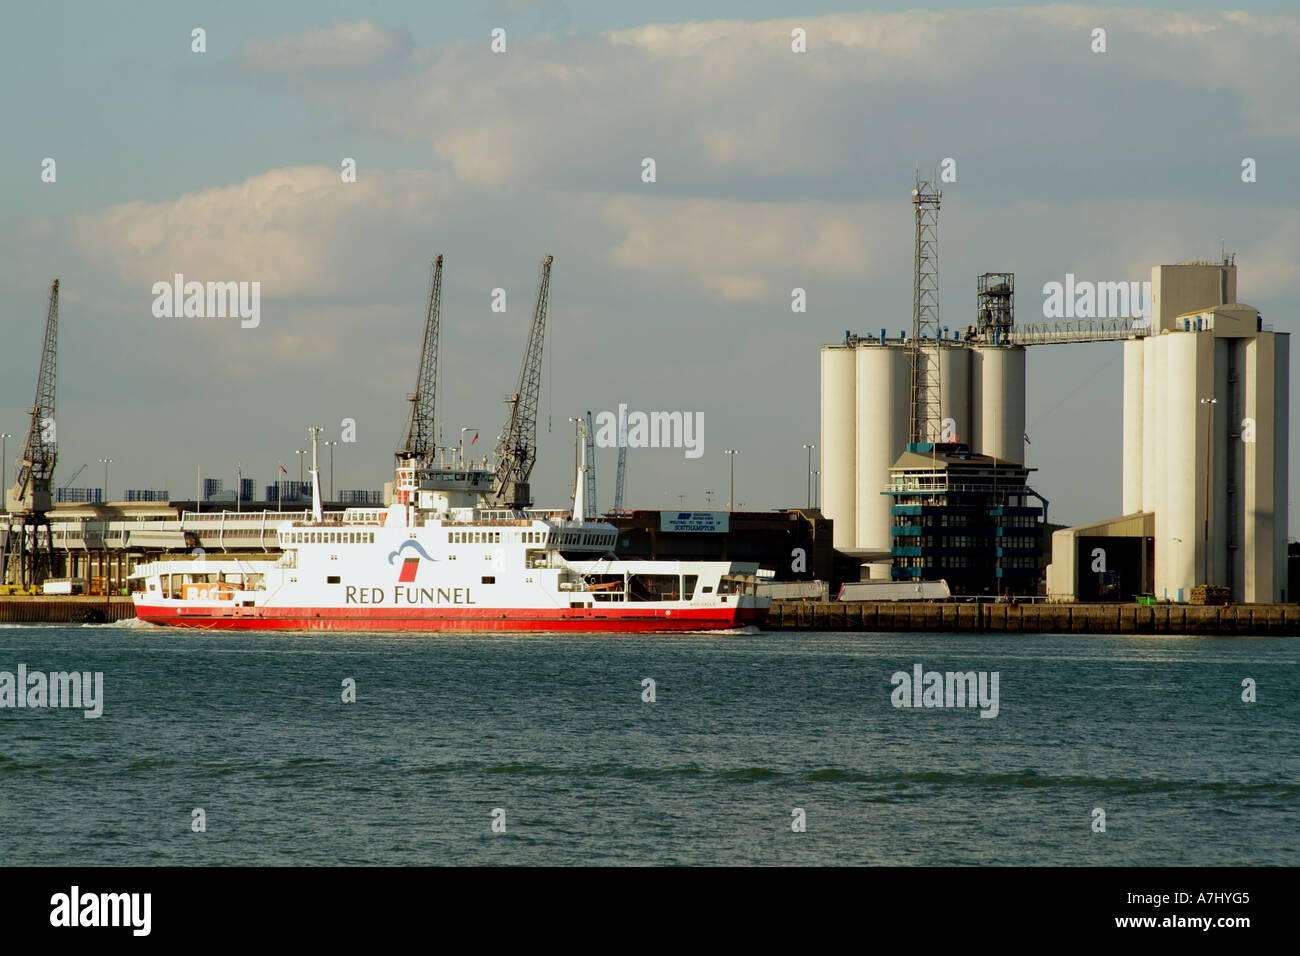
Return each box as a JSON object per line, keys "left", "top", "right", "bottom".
{"left": 295, "top": 449, "right": 306, "bottom": 496}
{"left": 1171, "top": 536, "right": 1182, "bottom": 601}
{"left": 325, "top": 441, "right": 337, "bottom": 501}
{"left": 1199, "top": 398, "right": 1216, "bottom": 585}
{"left": 98, "top": 457, "right": 113, "bottom": 503}
{"left": 0, "top": 433, "right": 11, "bottom": 502}
{"left": 802, "top": 443, "right": 815, "bottom": 508}
{"left": 812, "top": 470, "right": 820, "bottom": 509}
{"left": 724, "top": 449, "right": 738, "bottom": 511}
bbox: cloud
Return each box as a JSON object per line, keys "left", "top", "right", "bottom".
{"left": 72, "top": 167, "right": 451, "bottom": 296}
{"left": 600, "top": 196, "right": 878, "bottom": 303}
{"left": 237, "top": 20, "right": 412, "bottom": 73}
{"left": 227, "top": 7, "right": 1300, "bottom": 204}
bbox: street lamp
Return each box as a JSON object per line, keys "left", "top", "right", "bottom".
{"left": 1199, "top": 398, "right": 1216, "bottom": 585}
{"left": 295, "top": 449, "right": 306, "bottom": 496}
{"left": 724, "top": 449, "right": 739, "bottom": 511}
{"left": 802, "top": 443, "right": 815, "bottom": 508}
{"left": 325, "top": 441, "right": 338, "bottom": 501}
{"left": 98, "top": 457, "right": 113, "bottom": 503}
{"left": 1171, "top": 536, "right": 1183, "bottom": 601}
{"left": 0, "top": 433, "right": 11, "bottom": 502}
{"left": 812, "top": 470, "right": 820, "bottom": 509}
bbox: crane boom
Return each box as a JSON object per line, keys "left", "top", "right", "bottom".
{"left": 398, "top": 255, "right": 443, "bottom": 465}
{"left": 584, "top": 410, "right": 597, "bottom": 518}
{"left": 4, "top": 279, "right": 59, "bottom": 588}
{"left": 492, "top": 255, "right": 553, "bottom": 509}
{"left": 614, "top": 445, "right": 627, "bottom": 512}
{"left": 9, "top": 279, "right": 59, "bottom": 512}
{"left": 60, "top": 464, "right": 87, "bottom": 492}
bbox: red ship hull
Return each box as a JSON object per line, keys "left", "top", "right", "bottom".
{"left": 132, "top": 602, "right": 769, "bottom": 632}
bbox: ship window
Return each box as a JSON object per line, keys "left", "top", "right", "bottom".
{"left": 628, "top": 574, "right": 680, "bottom": 602}
{"left": 482, "top": 576, "right": 495, "bottom": 584}
{"left": 702, "top": 585, "right": 713, "bottom": 593}
{"left": 683, "top": 575, "right": 699, "bottom": 599}
{"left": 327, "top": 576, "right": 340, "bottom": 584}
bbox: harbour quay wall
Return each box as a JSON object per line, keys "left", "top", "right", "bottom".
{"left": 767, "top": 601, "right": 1300, "bottom": 636}
{"left": 0, "top": 596, "right": 136, "bottom": 625}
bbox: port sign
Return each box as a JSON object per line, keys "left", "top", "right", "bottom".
{"left": 660, "top": 512, "right": 730, "bottom": 534}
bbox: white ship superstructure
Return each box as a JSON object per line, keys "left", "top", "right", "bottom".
{"left": 131, "top": 462, "right": 768, "bottom": 632}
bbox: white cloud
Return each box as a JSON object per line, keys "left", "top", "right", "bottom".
{"left": 238, "top": 20, "right": 411, "bottom": 73}
{"left": 73, "top": 167, "right": 451, "bottom": 296}
{"left": 599, "top": 196, "right": 878, "bottom": 303}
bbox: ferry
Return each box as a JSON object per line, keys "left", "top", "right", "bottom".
{"left": 129, "top": 455, "right": 769, "bottom": 632}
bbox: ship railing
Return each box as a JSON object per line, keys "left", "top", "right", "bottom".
{"left": 883, "top": 482, "right": 1039, "bottom": 495}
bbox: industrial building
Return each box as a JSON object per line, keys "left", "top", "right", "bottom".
{"left": 821, "top": 334, "right": 1028, "bottom": 578}
{"left": 886, "top": 442, "right": 1043, "bottom": 596}
{"left": 1047, "top": 260, "right": 1289, "bottom": 603}
{"left": 819, "top": 182, "right": 1287, "bottom": 603}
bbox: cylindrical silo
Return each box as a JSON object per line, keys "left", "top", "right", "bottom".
{"left": 856, "top": 344, "right": 910, "bottom": 577}
{"left": 820, "top": 346, "right": 857, "bottom": 550}
{"left": 1122, "top": 339, "right": 1145, "bottom": 514}
{"left": 971, "top": 346, "right": 1027, "bottom": 463}
{"left": 1141, "top": 340, "right": 1158, "bottom": 512}
{"left": 932, "top": 345, "right": 971, "bottom": 443}
{"left": 1156, "top": 332, "right": 1200, "bottom": 598}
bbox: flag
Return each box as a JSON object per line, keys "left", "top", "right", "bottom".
{"left": 1023, "top": 432, "right": 1031, "bottom": 445}
{"left": 470, "top": 432, "right": 478, "bottom": 445}
{"left": 279, "top": 464, "right": 287, "bottom": 474}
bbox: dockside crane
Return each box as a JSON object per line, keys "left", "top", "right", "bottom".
{"left": 492, "top": 255, "right": 553, "bottom": 510}
{"left": 397, "top": 255, "right": 444, "bottom": 467}
{"left": 59, "top": 464, "right": 87, "bottom": 493}
{"left": 584, "top": 410, "right": 597, "bottom": 518}
{"left": 4, "top": 279, "right": 60, "bottom": 587}
{"left": 613, "top": 445, "right": 627, "bottom": 513}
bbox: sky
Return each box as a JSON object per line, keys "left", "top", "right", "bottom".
{"left": 1, "top": 1, "right": 1298, "bottom": 527}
